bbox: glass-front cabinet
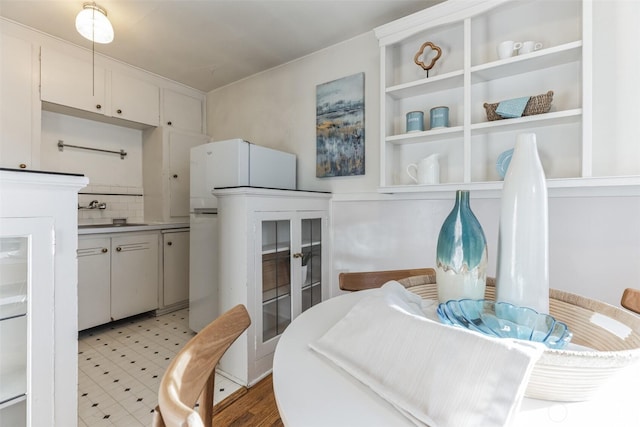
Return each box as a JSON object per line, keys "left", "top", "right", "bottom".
{"left": 0, "top": 217, "right": 54, "bottom": 427}
{"left": 214, "top": 188, "right": 330, "bottom": 387}
{"left": 256, "top": 212, "right": 326, "bottom": 359}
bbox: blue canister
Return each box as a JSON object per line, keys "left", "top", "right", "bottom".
{"left": 406, "top": 111, "right": 424, "bottom": 133}
{"left": 430, "top": 106, "right": 449, "bottom": 129}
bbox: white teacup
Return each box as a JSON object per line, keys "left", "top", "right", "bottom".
{"left": 520, "top": 41, "right": 543, "bottom": 54}
{"left": 497, "top": 41, "right": 522, "bottom": 60}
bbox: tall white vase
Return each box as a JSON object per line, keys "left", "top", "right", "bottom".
{"left": 496, "top": 133, "right": 549, "bottom": 314}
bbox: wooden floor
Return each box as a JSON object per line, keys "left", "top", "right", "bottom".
{"left": 212, "top": 374, "right": 283, "bottom": 426}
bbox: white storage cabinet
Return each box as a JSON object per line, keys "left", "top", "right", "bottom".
{"left": 214, "top": 188, "right": 330, "bottom": 387}
{"left": 0, "top": 30, "right": 40, "bottom": 170}
{"left": 40, "top": 46, "right": 160, "bottom": 127}
{"left": 143, "top": 127, "right": 209, "bottom": 221}
{"left": 159, "top": 229, "right": 190, "bottom": 312}
{"left": 78, "top": 231, "right": 159, "bottom": 330}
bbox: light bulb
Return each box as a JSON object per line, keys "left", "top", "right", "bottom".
{"left": 76, "top": 3, "right": 114, "bottom": 44}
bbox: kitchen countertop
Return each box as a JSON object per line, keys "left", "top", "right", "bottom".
{"left": 77, "top": 222, "right": 189, "bottom": 235}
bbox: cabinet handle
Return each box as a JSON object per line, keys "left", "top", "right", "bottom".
{"left": 19, "top": 163, "right": 27, "bottom": 169}
{"left": 173, "top": 174, "right": 178, "bottom": 179}
{"left": 117, "top": 109, "right": 122, "bottom": 114}
{"left": 96, "top": 104, "right": 102, "bottom": 110}
{"left": 167, "top": 241, "right": 172, "bottom": 246}
{"left": 292, "top": 253, "right": 303, "bottom": 258}
{"left": 102, "top": 248, "right": 108, "bottom": 253}
{"left": 116, "top": 247, "right": 122, "bottom": 252}
{"left": 167, "top": 121, "right": 172, "bottom": 126}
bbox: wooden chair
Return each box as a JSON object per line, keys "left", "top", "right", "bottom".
{"left": 153, "top": 304, "right": 251, "bottom": 427}
{"left": 338, "top": 267, "right": 435, "bottom": 291}
{"left": 621, "top": 288, "right": 640, "bottom": 314}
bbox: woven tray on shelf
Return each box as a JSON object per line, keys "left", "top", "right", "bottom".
{"left": 483, "top": 90, "right": 554, "bottom": 121}
{"left": 398, "top": 275, "right": 640, "bottom": 402}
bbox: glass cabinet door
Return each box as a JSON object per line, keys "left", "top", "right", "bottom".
{"left": 300, "top": 217, "right": 322, "bottom": 312}
{"left": 0, "top": 217, "right": 54, "bottom": 427}
{"left": 261, "top": 219, "right": 292, "bottom": 342}
{"left": 0, "top": 234, "right": 27, "bottom": 426}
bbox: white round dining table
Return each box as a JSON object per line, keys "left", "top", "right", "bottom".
{"left": 272, "top": 289, "right": 640, "bottom": 427}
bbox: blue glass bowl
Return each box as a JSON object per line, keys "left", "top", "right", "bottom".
{"left": 437, "top": 299, "right": 572, "bottom": 349}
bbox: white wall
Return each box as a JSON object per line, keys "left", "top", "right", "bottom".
{"left": 207, "top": 32, "right": 380, "bottom": 194}
{"left": 205, "top": 2, "right": 640, "bottom": 306}
{"left": 331, "top": 194, "right": 640, "bottom": 307}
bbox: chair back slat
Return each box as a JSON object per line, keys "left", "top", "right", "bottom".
{"left": 155, "top": 304, "right": 251, "bottom": 427}
{"left": 338, "top": 268, "right": 435, "bottom": 291}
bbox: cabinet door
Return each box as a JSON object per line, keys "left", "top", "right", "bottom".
{"left": 299, "top": 214, "right": 325, "bottom": 313}
{"left": 162, "top": 89, "right": 203, "bottom": 133}
{"left": 110, "top": 233, "right": 159, "bottom": 320}
{"left": 0, "top": 217, "right": 55, "bottom": 427}
{"left": 0, "top": 34, "right": 35, "bottom": 170}
{"left": 258, "top": 215, "right": 292, "bottom": 359}
{"left": 111, "top": 71, "right": 160, "bottom": 126}
{"left": 162, "top": 231, "right": 190, "bottom": 307}
{"left": 40, "top": 47, "right": 106, "bottom": 115}
{"left": 168, "top": 131, "right": 208, "bottom": 217}
{"left": 77, "top": 237, "right": 111, "bottom": 330}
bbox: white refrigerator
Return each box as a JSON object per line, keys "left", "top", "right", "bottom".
{"left": 188, "top": 139, "right": 296, "bottom": 332}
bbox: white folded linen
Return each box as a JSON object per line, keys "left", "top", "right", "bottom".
{"left": 310, "top": 281, "right": 544, "bottom": 427}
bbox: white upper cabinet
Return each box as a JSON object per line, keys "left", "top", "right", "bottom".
{"left": 0, "top": 32, "right": 40, "bottom": 170}
{"left": 162, "top": 89, "right": 204, "bottom": 133}
{"left": 40, "top": 46, "right": 106, "bottom": 115}
{"left": 40, "top": 46, "right": 159, "bottom": 127}
{"left": 111, "top": 71, "right": 160, "bottom": 126}
{"left": 375, "top": 0, "right": 638, "bottom": 193}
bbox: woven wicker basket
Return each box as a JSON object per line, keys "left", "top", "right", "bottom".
{"left": 483, "top": 90, "right": 554, "bottom": 121}
{"left": 398, "top": 275, "right": 640, "bottom": 402}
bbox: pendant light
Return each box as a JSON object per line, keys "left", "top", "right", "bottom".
{"left": 76, "top": 2, "right": 114, "bottom": 44}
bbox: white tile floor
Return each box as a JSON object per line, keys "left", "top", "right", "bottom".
{"left": 77, "top": 308, "right": 243, "bottom": 427}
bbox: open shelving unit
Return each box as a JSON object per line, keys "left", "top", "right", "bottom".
{"left": 374, "top": 0, "right": 600, "bottom": 193}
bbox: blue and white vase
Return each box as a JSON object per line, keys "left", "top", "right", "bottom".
{"left": 436, "top": 190, "right": 488, "bottom": 303}
{"left": 496, "top": 133, "right": 549, "bottom": 314}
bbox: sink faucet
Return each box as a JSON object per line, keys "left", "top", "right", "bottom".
{"left": 78, "top": 200, "right": 107, "bottom": 210}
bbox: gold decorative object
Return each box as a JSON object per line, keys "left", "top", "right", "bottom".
{"left": 414, "top": 42, "right": 442, "bottom": 76}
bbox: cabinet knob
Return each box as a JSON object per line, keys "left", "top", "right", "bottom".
{"left": 102, "top": 248, "right": 108, "bottom": 253}
{"left": 117, "top": 109, "right": 122, "bottom": 114}
{"left": 167, "top": 121, "right": 172, "bottom": 126}
{"left": 96, "top": 104, "right": 102, "bottom": 110}
{"left": 116, "top": 247, "right": 122, "bottom": 252}
{"left": 292, "top": 253, "right": 303, "bottom": 258}
{"left": 167, "top": 241, "right": 173, "bottom": 246}
{"left": 19, "top": 163, "right": 27, "bottom": 169}
{"left": 173, "top": 174, "right": 178, "bottom": 179}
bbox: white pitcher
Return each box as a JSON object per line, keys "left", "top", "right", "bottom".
{"left": 407, "top": 154, "right": 440, "bottom": 184}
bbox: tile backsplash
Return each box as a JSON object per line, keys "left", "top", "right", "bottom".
{"left": 78, "top": 184, "right": 144, "bottom": 225}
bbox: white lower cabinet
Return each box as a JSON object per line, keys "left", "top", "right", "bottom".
{"left": 77, "top": 237, "right": 111, "bottom": 330}
{"left": 78, "top": 232, "right": 159, "bottom": 330}
{"left": 159, "top": 229, "right": 190, "bottom": 311}
{"left": 215, "top": 188, "right": 330, "bottom": 386}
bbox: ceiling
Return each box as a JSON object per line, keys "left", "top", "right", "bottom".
{"left": 0, "top": 0, "right": 441, "bottom": 92}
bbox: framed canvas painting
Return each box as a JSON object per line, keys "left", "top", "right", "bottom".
{"left": 316, "top": 72, "right": 364, "bottom": 177}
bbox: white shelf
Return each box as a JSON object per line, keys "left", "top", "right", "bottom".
{"left": 471, "top": 41, "right": 583, "bottom": 83}
{"left": 386, "top": 125, "right": 464, "bottom": 145}
{"left": 261, "top": 242, "right": 290, "bottom": 255}
{"left": 0, "top": 370, "right": 26, "bottom": 406}
{"left": 386, "top": 69, "right": 464, "bottom": 99}
{"left": 471, "top": 109, "right": 582, "bottom": 134}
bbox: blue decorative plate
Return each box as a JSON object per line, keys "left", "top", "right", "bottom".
{"left": 496, "top": 149, "right": 513, "bottom": 179}
{"left": 437, "top": 299, "right": 572, "bottom": 349}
